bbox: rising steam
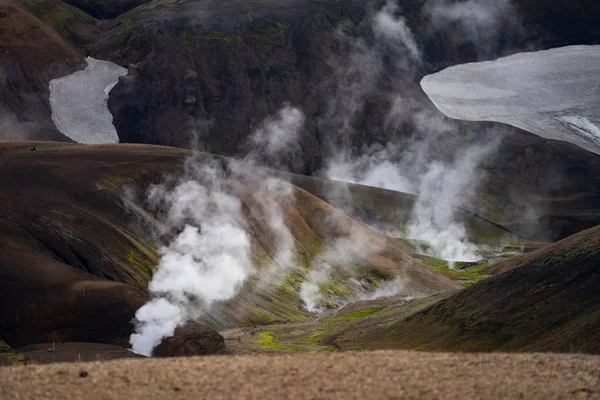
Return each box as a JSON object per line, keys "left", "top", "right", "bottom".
{"left": 131, "top": 105, "right": 305, "bottom": 355}
{"left": 130, "top": 161, "right": 252, "bottom": 356}
{"left": 322, "top": 1, "right": 515, "bottom": 262}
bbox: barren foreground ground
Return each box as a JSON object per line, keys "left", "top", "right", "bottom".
{"left": 1, "top": 351, "right": 599, "bottom": 399}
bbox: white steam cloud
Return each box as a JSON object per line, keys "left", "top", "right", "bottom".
{"left": 373, "top": 1, "right": 421, "bottom": 61}
{"left": 130, "top": 162, "right": 252, "bottom": 356}
{"left": 424, "top": 0, "right": 520, "bottom": 50}
{"left": 407, "top": 139, "right": 500, "bottom": 262}
{"left": 251, "top": 103, "right": 305, "bottom": 158}
{"left": 131, "top": 104, "right": 306, "bottom": 355}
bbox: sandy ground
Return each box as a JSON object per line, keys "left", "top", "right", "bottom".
{"left": 1, "top": 350, "right": 599, "bottom": 399}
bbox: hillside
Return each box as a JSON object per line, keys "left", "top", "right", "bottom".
{"left": 0, "top": 141, "right": 470, "bottom": 354}
{"left": 238, "top": 223, "right": 600, "bottom": 354}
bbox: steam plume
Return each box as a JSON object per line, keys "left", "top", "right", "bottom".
{"left": 322, "top": 0, "right": 511, "bottom": 262}
{"left": 131, "top": 104, "right": 305, "bottom": 355}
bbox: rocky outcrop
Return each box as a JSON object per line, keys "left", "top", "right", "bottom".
{"left": 421, "top": 45, "right": 600, "bottom": 155}
{"left": 87, "top": 0, "right": 373, "bottom": 173}
{"left": 153, "top": 322, "right": 226, "bottom": 357}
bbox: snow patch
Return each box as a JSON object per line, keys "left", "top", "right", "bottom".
{"left": 49, "top": 57, "right": 127, "bottom": 144}
{"left": 421, "top": 45, "right": 600, "bottom": 155}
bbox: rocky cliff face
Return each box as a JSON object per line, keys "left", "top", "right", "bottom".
{"left": 87, "top": 0, "right": 375, "bottom": 174}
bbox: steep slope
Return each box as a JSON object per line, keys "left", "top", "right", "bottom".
{"left": 88, "top": 0, "right": 372, "bottom": 173}
{"left": 85, "top": 0, "right": 600, "bottom": 161}
{"left": 352, "top": 225, "right": 600, "bottom": 353}
{"left": 0, "top": 141, "right": 461, "bottom": 351}
{"left": 0, "top": 0, "right": 85, "bottom": 141}
{"left": 0, "top": 142, "right": 225, "bottom": 354}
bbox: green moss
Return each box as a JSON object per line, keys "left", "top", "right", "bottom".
{"left": 297, "top": 249, "right": 313, "bottom": 269}
{"left": 249, "top": 22, "right": 287, "bottom": 44}
{"left": 255, "top": 329, "right": 303, "bottom": 351}
{"left": 180, "top": 25, "right": 197, "bottom": 72}
{"left": 204, "top": 31, "right": 235, "bottom": 44}
{"left": 21, "top": 0, "right": 98, "bottom": 40}
{"left": 278, "top": 270, "right": 304, "bottom": 296}
{"left": 125, "top": 18, "right": 136, "bottom": 32}
{"left": 0, "top": 341, "right": 31, "bottom": 365}
{"left": 125, "top": 248, "right": 154, "bottom": 281}
{"left": 95, "top": 169, "right": 149, "bottom": 192}
{"left": 415, "top": 255, "right": 489, "bottom": 287}
{"left": 154, "top": 30, "right": 164, "bottom": 45}
{"left": 326, "top": 305, "right": 387, "bottom": 322}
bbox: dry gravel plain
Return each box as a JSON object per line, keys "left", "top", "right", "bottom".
{"left": 1, "top": 350, "right": 599, "bottom": 399}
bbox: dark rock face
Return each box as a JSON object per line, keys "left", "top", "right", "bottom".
{"left": 479, "top": 131, "right": 600, "bottom": 241}
{"left": 89, "top": 0, "right": 372, "bottom": 174}
{"left": 153, "top": 321, "right": 227, "bottom": 357}
{"left": 87, "top": 0, "right": 600, "bottom": 167}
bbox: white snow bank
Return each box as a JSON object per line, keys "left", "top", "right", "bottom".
{"left": 421, "top": 45, "right": 600, "bottom": 155}
{"left": 49, "top": 57, "right": 127, "bottom": 144}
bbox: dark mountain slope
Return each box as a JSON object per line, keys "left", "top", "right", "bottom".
{"left": 20, "top": 0, "right": 100, "bottom": 49}
{"left": 364, "top": 224, "right": 600, "bottom": 353}
{"left": 0, "top": 0, "right": 85, "bottom": 140}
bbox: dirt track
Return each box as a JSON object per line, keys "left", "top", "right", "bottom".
{"left": 1, "top": 350, "right": 599, "bottom": 399}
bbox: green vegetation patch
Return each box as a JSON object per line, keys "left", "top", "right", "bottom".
{"left": 125, "top": 247, "right": 155, "bottom": 282}
{"left": 249, "top": 22, "right": 287, "bottom": 44}
{"left": 326, "top": 305, "right": 387, "bottom": 322}
{"left": 415, "top": 255, "right": 489, "bottom": 287}
{"left": 181, "top": 25, "right": 197, "bottom": 72}
{"left": 204, "top": 31, "right": 235, "bottom": 44}
{"left": 255, "top": 329, "right": 303, "bottom": 351}
{"left": 0, "top": 341, "right": 31, "bottom": 366}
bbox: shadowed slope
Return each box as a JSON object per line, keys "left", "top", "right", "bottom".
{"left": 361, "top": 225, "right": 600, "bottom": 353}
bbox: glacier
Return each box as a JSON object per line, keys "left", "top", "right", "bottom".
{"left": 421, "top": 45, "right": 600, "bottom": 155}
{"left": 49, "top": 57, "right": 127, "bottom": 144}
